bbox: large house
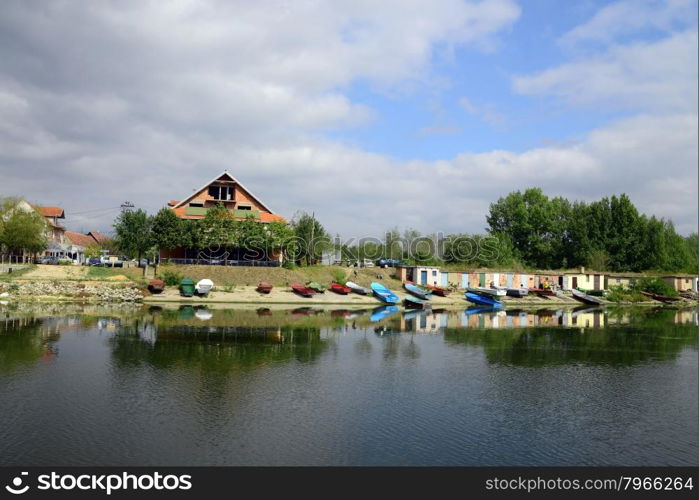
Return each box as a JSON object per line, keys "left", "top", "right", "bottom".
{"left": 160, "top": 171, "right": 287, "bottom": 265}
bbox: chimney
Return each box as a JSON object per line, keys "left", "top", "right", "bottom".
{"left": 580, "top": 266, "right": 585, "bottom": 273}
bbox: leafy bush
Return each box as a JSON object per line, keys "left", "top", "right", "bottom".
{"left": 606, "top": 285, "right": 644, "bottom": 303}
{"left": 282, "top": 260, "right": 297, "bottom": 270}
{"left": 160, "top": 269, "right": 183, "bottom": 287}
{"left": 630, "top": 277, "right": 678, "bottom": 297}
{"left": 331, "top": 268, "right": 346, "bottom": 285}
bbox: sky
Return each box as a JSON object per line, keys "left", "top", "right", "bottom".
{"left": 0, "top": 0, "right": 697, "bottom": 239}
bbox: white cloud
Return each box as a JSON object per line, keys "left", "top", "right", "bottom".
{"left": 513, "top": 30, "right": 698, "bottom": 113}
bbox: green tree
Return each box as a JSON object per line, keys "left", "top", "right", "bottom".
{"left": 151, "top": 208, "right": 183, "bottom": 257}
{"left": 291, "top": 212, "right": 330, "bottom": 266}
{"left": 113, "top": 208, "right": 153, "bottom": 262}
{"left": 0, "top": 198, "right": 48, "bottom": 257}
{"left": 197, "top": 202, "right": 237, "bottom": 248}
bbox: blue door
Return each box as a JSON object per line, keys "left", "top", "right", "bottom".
{"left": 461, "top": 273, "right": 469, "bottom": 289}
{"left": 441, "top": 273, "right": 449, "bottom": 287}
{"left": 506, "top": 273, "right": 513, "bottom": 287}
{"left": 420, "top": 270, "right": 427, "bottom": 285}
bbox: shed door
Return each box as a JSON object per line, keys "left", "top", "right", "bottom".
{"left": 594, "top": 275, "right": 600, "bottom": 290}
{"left": 462, "top": 274, "right": 469, "bottom": 289}
{"left": 520, "top": 274, "right": 528, "bottom": 288}
{"left": 441, "top": 273, "right": 449, "bottom": 287}
{"left": 572, "top": 277, "right": 578, "bottom": 289}
{"left": 479, "top": 273, "right": 486, "bottom": 287}
{"left": 492, "top": 273, "right": 499, "bottom": 287}
{"left": 420, "top": 270, "right": 428, "bottom": 285}
{"left": 506, "top": 274, "right": 513, "bottom": 287}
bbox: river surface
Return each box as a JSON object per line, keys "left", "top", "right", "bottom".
{"left": 0, "top": 303, "right": 697, "bottom": 466}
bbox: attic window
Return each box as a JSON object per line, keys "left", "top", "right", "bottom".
{"left": 237, "top": 204, "right": 252, "bottom": 211}
{"left": 208, "top": 185, "right": 233, "bottom": 200}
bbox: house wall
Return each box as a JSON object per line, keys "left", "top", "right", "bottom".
{"left": 607, "top": 276, "right": 632, "bottom": 289}
{"left": 663, "top": 276, "right": 697, "bottom": 291}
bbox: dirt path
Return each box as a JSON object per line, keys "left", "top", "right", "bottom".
{"left": 21, "top": 264, "right": 90, "bottom": 280}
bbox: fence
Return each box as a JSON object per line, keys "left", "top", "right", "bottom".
{"left": 163, "top": 258, "right": 281, "bottom": 267}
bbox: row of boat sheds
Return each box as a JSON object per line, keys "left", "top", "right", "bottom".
{"left": 393, "top": 266, "right": 699, "bottom": 294}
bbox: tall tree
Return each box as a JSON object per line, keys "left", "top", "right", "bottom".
{"left": 291, "top": 212, "right": 330, "bottom": 266}
{"left": 0, "top": 199, "right": 48, "bottom": 258}
{"left": 113, "top": 208, "right": 153, "bottom": 262}
{"left": 151, "top": 208, "right": 183, "bottom": 260}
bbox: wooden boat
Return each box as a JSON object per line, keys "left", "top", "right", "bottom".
{"left": 425, "top": 284, "right": 450, "bottom": 296}
{"left": 291, "top": 282, "right": 316, "bottom": 298}
{"left": 465, "top": 291, "right": 503, "bottom": 308}
{"left": 640, "top": 291, "right": 681, "bottom": 303}
{"left": 403, "top": 295, "right": 431, "bottom": 309}
{"left": 529, "top": 288, "right": 555, "bottom": 296}
{"left": 370, "top": 282, "right": 399, "bottom": 304}
{"left": 195, "top": 279, "right": 214, "bottom": 295}
{"left": 404, "top": 283, "right": 432, "bottom": 300}
{"left": 370, "top": 305, "right": 400, "bottom": 322}
{"left": 256, "top": 281, "right": 273, "bottom": 294}
{"left": 306, "top": 282, "right": 326, "bottom": 293}
{"left": 346, "top": 281, "right": 371, "bottom": 295}
{"left": 506, "top": 287, "right": 528, "bottom": 297}
{"left": 330, "top": 282, "right": 351, "bottom": 295}
{"left": 147, "top": 279, "right": 165, "bottom": 294}
{"left": 571, "top": 289, "right": 603, "bottom": 305}
{"left": 467, "top": 286, "right": 506, "bottom": 297}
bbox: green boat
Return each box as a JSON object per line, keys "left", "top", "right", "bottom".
{"left": 180, "top": 277, "right": 196, "bottom": 297}
{"left": 306, "top": 282, "right": 326, "bottom": 293}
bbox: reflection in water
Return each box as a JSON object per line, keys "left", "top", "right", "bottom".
{"left": 0, "top": 303, "right": 696, "bottom": 466}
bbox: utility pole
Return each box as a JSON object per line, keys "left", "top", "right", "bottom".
{"left": 120, "top": 201, "right": 134, "bottom": 212}
{"left": 309, "top": 211, "right": 315, "bottom": 266}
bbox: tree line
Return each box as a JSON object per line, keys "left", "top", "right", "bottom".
{"left": 113, "top": 204, "right": 329, "bottom": 266}
{"left": 338, "top": 189, "right": 697, "bottom": 273}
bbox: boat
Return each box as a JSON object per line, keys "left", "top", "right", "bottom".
{"left": 571, "top": 289, "right": 603, "bottom": 305}
{"left": 179, "top": 277, "right": 195, "bottom": 297}
{"left": 529, "top": 288, "right": 555, "bottom": 296}
{"left": 467, "top": 286, "right": 506, "bottom": 297}
{"left": 465, "top": 291, "right": 503, "bottom": 308}
{"left": 330, "top": 282, "right": 351, "bottom": 295}
{"left": 403, "top": 295, "right": 431, "bottom": 309}
{"left": 404, "top": 283, "right": 432, "bottom": 300}
{"left": 147, "top": 279, "right": 165, "bottom": 294}
{"left": 425, "top": 284, "right": 450, "bottom": 296}
{"left": 194, "top": 309, "right": 213, "bottom": 321}
{"left": 506, "top": 287, "right": 528, "bottom": 297}
{"left": 306, "top": 282, "right": 326, "bottom": 293}
{"left": 291, "top": 282, "right": 316, "bottom": 298}
{"left": 256, "top": 282, "right": 273, "bottom": 294}
{"left": 640, "top": 291, "right": 681, "bottom": 303}
{"left": 291, "top": 307, "right": 316, "bottom": 316}
{"left": 370, "top": 282, "right": 399, "bottom": 304}
{"left": 195, "top": 279, "right": 214, "bottom": 295}
{"left": 346, "top": 281, "right": 371, "bottom": 295}
{"left": 370, "top": 305, "right": 400, "bottom": 322}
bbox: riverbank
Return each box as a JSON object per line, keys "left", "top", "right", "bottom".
{"left": 1, "top": 265, "right": 696, "bottom": 308}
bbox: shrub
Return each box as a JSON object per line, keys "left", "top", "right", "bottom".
{"left": 331, "top": 268, "right": 346, "bottom": 285}
{"left": 630, "top": 277, "right": 678, "bottom": 297}
{"left": 160, "top": 269, "right": 183, "bottom": 287}
{"left": 282, "top": 260, "right": 297, "bottom": 270}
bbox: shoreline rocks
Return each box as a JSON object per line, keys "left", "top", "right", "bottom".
{"left": 0, "top": 281, "right": 144, "bottom": 302}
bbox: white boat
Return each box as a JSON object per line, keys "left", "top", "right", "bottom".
{"left": 467, "top": 286, "right": 507, "bottom": 297}
{"left": 195, "top": 279, "right": 214, "bottom": 295}
{"left": 346, "top": 281, "right": 371, "bottom": 295}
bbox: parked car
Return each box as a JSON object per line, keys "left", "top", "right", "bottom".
{"left": 36, "top": 256, "right": 58, "bottom": 265}
{"left": 375, "top": 258, "right": 405, "bottom": 268}
{"left": 87, "top": 257, "right": 102, "bottom": 266}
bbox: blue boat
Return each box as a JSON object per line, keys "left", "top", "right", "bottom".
{"left": 403, "top": 283, "right": 432, "bottom": 300}
{"left": 465, "top": 291, "right": 503, "bottom": 308}
{"left": 370, "top": 282, "right": 399, "bottom": 304}
{"left": 370, "top": 305, "right": 400, "bottom": 322}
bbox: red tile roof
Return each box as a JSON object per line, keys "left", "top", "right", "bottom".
{"left": 36, "top": 206, "right": 65, "bottom": 218}
{"left": 87, "top": 231, "right": 110, "bottom": 244}
{"left": 65, "top": 231, "right": 97, "bottom": 247}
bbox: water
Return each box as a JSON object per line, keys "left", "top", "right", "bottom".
{"left": 0, "top": 303, "right": 697, "bottom": 466}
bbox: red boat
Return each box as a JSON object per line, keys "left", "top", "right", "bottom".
{"left": 257, "top": 281, "right": 273, "bottom": 294}
{"left": 330, "top": 282, "right": 351, "bottom": 295}
{"left": 291, "top": 282, "right": 316, "bottom": 298}
{"left": 425, "top": 284, "right": 450, "bottom": 296}
{"left": 529, "top": 288, "right": 555, "bottom": 296}
{"left": 147, "top": 279, "right": 165, "bottom": 294}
